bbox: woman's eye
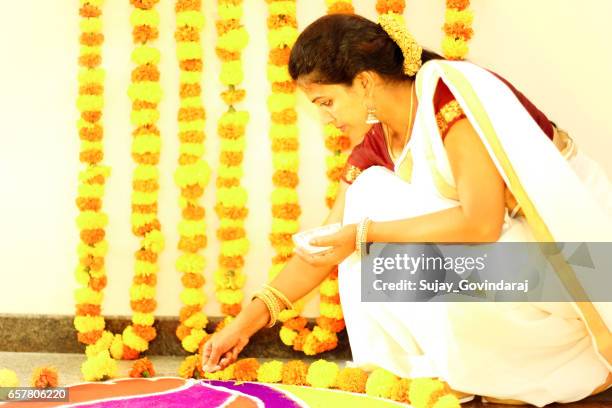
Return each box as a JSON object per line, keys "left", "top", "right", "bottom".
{"left": 321, "top": 100, "right": 333, "bottom": 107}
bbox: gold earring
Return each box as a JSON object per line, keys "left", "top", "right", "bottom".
{"left": 366, "top": 106, "right": 380, "bottom": 124}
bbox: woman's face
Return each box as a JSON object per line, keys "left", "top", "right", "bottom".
{"left": 297, "top": 78, "right": 372, "bottom": 147}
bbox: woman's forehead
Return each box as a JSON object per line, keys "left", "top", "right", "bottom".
{"left": 297, "top": 80, "right": 348, "bottom": 98}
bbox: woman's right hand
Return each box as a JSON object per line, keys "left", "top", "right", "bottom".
{"left": 201, "top": 322, "right": 250, "bottom": 373}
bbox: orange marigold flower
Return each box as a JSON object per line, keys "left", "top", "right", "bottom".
{"left": 80, "top": 149, "right": 103, "bottom": 165}
{"left": 130, "top": 0, "right": 160, "bottom": 10}
{"left": 216, "top": 19, "right": 241, "bottom": 36}
{"left": 179, "top": 154, "right": 199, "bottom": 166}
{"left": 175, "top": 26, "right": 200, "bottom": 42}
{"left": 175, "top": 0, "right": 201, "bottom": 12}
{"left": 179, "top": 130, "right": 205, "bottom": 144}
{"left": 80, "top": 123, "right": 103, "bottom": 141}
{"left": 271, "top": 136, "right": 299, "bottom": 152}
{"left": 281, "top": 360, "right": 309, "bottom": 385}
{"left": 336, "top": 367, "right": 369, "bottom": 393}
{"left": 283, "top": 316, "right": 308, "bottom": 331}
{"left": 272, "top": 170, "right": 299, "bottom": 188}
{"left": 218, "top": 123, "right": 245, "bottom": 140}
{"left": 316, "top": 316, "right": 345, "bottom": 333}
{"left": 325, "top": 135, "right": 351, "bottom": 151}
{"left": 271, "top": 109, "right": 297, "bottom": 125}
{"left": 272, "top": 80, "right": 297, "bottom": 93}
{"left": 81, "top": 111, "right": 102, "bottom": 123}
{"left": 179, "top": 59, "right": 203, "bottom": 72}
{"left": 133, "top": 124, "right": 160, "bottom": 137}
{"left": 272, "top": 203, "right": 301, "bottom": 220}
{"left": 270, "top": 232, "right": 293, "bottom": 247}
{"left": 292, "top": 328, "right": 310, "bottom": 352}
{"left": 215, "top": 48, "right": 240, "bottom": 62}
{"left": 132, "top": 152, "right": 160, "bottom": 165}
{"left": 267, "top": 14, "right": 297, "bottom": 30}
{"left": 178, "top": 107, "right": 206, "bottom": 121}
{"left": 218, "top": 255, "right": 244, "bottom": 270}
{"left": 182, "top": 204, "right": 205, "bottom": 220}
{"left": 133, "top": 179, "right": 159, "bottom": 192}
{"left": 134, "top": 273, "right": 157, "bottom": 286}
{"left": 79, "top": 54, "right": 101, "bottom": 69}
{"left": 89, "top": 276, "right": 107, "bottom": 291}
{"left": 219, "top": 151, "right": 244, "bottom": 167}
{"left": 77, "top": 330, "right": 103, "bottom": 345}
{"left": 80, "top": 4, "right": 101, "bottom": 18}
{"left": 272, "top": 253, "right": 292, "bottom": 265}
{"left": 180, "top": 83, "right": 201, "bottom": 98}
{"left": 376, "top": 0, "right": 405, "bottom": 14}
{"left": 32, "top": 367, "right": 59, "bottom": 388}
{"left": 220, "top": 88, "right": 246, "bottom": 105}
{"left": 176, "top": 323, "right": 192, "bottom": 340}
{"left": 122, "top": 345, "right": 141, "bottom": 360}
{"left": 234, "top": 358, "right": 259, "bottom": 382}
{"left": 443, "top": 22, "right": 474, "bottom": 41}
{"left": 326, "top": 166, "right": 345, "bottom": 182}
{"left": 130, "top": 357, "right": 155, "bottom": 378}
{"left": 446, "top": 0, "right": 470, "bottom": 10}
{"left": 178, "top": 235, "right": 207, "bottom": 252}
{"left": 132, "top": 203, "right": 158, "bottom": 214}
{"left": 328, "top": 2, "right": 355, "bottom": 14}
{"left": 221, "top": 303, "right": 241, "bottom": 316}
{"left": 132, "top": 220, "right": 161, "bottom": 238}
{"left": 217, "top": 226, "right": 245, "bottom": 241}
{"left": 133, "top": 25, "right": 159, "bottom": 43}
{"left": 76, "top": 304, "right": 101, "bottom": 316}
{"left": 80, "top": 32, "right": 104, "bottom": 47}
{"left": 390, "top": 378, "right": 412, "bottom": 403}
{"left": 131, "top": 298, "right": 157, "bottom": 313}
{"left": 76, "top": 197, "right": 101, "bottom": 211}
{"left": 216, "top": 177, "right": 239, "bottom": 189}
{"left": 181, "top": 184, "right": 205, "bottom": 200}
{"left": 80, "top": 229, "right": 105, "bottom": 245}
{"left": 320, "top": 294, "right": 341, "bottom": 304}
{"left": 132, "top": 64, "right": 160, "bottom": 82}
{"left": 179, "top": 305, "right": 201, "bottom": 322}
{"left": 133, "top": 324, "right": 157, "bottom": 342}
{"left": 215, "top": 204, "right": 248, "bottom": 220}
{"left": 181, "top": 272, "right": 205, "bottom": 288}
{"left": 80, "top": 83, "right": 104, "bottom": 96}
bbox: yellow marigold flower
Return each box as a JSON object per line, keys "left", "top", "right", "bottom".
{"left": 178, "top": 219, "right": 206, "bottom": 238}
{"left": 131, "top": 109, "right": 160, "bottom": 127}
{"left": 217, "top": 186, "right": 248, "bottom": 207}
{"left": 132, "top": 136, "right": 161, "bottom": 156}
{"left": 270, "top": 124, "right": 298, "bottom": 139}
{"left": 77, "top": 94, "right": 104, "bottom": 112}
{"left": 271, "top": 219, "right": 299, "bottom": 234}
{"left": 279, "top": 326, "right": 297, "bottom": 346}
{"left": 365, "top": 368, "right": 399, "bottom": 398}
{"left": 184, "top": 311, "right": 208, "bottom": 329}
{"left": 180, "top": 288, "right": 206, "bottom": 306}
{"left": 306, "top": 360, "right": 339, "bottom": 388}
{"left": 85, "top": 330, "right": 114, "bottom": 358}
{"left": 78, "top": 68, "right": 105, "bottom": 85}
{"left": 132, "top": 312, "right": 154, "bottom": 326}
{"left": 257, "top": 361, "right": 283, "bottom": 383}
{"left": 218, "top": 28, "right": 249, "bottom": 53}
{"left": 268, "top": 27, "right": 298, "bottom": 48}
{"left": 74, "top": 316, "right": 105, "bottom": 333}
{"left": 131, "top": 213, "right": 157, "bottom": 230}
{"left": 74, "top": 287, "right": 104, "bottom": 305}
{"left": 214, "top": 269, "right": 246, "bottom": 289}
{"left": 76, "top": 211, "right": 108, "bottom": 230}
{"left": 179, "top": 142, "right": 206, "bottom": 157}
{"left": 130, "top": 8, "right": 160, "bottom": 28}
{"left": 78, "top": 165, "right": 111, "bottom": 182}
{"left": 279, "top": 308, "right": 299, "bottom": 322}
{"left": 442, "top": 37, "right": 469, "bottom": 60}
{"left": 275, "top": 245, "right": 294, "bottom": 258}
{"left": 320, "top": 303, "right": 343, "bottom": 320}
{"left": 80, "top": 17, "right": 103, "bottom": 33}
{"left": 270, "top": 188, "right": 298, "bottom": 205}
{"left": 219, "top": 110, "right": 249, "bottom": 127}
{"left": 432, "top": 394, "right": 461, "bottom": 408}
{"left": 218, "top": 3, "right": 243, "bottom": 20}
{"left": 79, "top": 45, "right": 101, "bottom": 59}
{"left": 0, "top": 368, "right": 19, "bottom": 387}
{"left": 77, "top": 240, "right": 108, "bottom": 259}
{"left": 324, "top": 123, "right": 343, "bottom": 137}
{"left": 81, "top": 350, "right": 117, "bottom": 381}
{"left": 216, "top": 289, "right": 244, "bottom": 305}
{"left": 179, "top": 119, "right": 206, "bottom": 133}
{"left": 182, "top": 329, "right": 207, "bottom": 353}
{"left": 131, "top": 46, "right": 160, "bottom": 65}
{"left": 220, "top": 61, "right": 244, "bottom": 86}
{"left": 178, "top": 355, "right": 198, "bottom": 379}
{"left": 174, "top": 161, "right": 211, "bottom": 188}
{"left": 326, "top": 182, "right": 339, "bottom": 199}
{"left": 204, "top": 364, "right": 235, "bottom": 381}
{"left": 325, "top": 153, "right": 349, "bottom": 170}
{"left": 179, "top": 96, "right": 203, "bottom": 109}
{"left": 409, "top": 378, "right": 448, "bottom": 408}
{"left": 219, "top": 218, "right": 243, "bottom": 229}
{"left": 267, "top": 65, "right": 291, "bottom": 83}
{"left": 80, "top": 140, "right": 103, "bottom": 156}
{"left": 217, "top": 165, "right": 244, "bottom": 179}
{"left": 272, "top": 152, "right": 298, "bottom": 172}
{"left": 177, "top": 42, "right": 202, "bottom": 61}
{"left": 445, "top": 8, "right": 474, "bottom": 26}
{"left": 132, "top": 191, "right": 157, "bottom": 206}
{"left": 176, "top": 11, "right": 204, "bottom": 30}
{"left": 220, "top": 238, "right": 249, "bottom": 257}
{"left": 176, "top": 253, "right": 206, "bottom": 274}
{"left": 80, "top": 0, "right": 103, "bottom": 7}
{"left": 75, "top": 266, "right": 90, "bottom": 286}
{"left": 143, "top": 229, "right": 164, "bottom": 253}
{"left": 220, "top": 138, "right": 245, "bottom": 152}
{"left": 267, "top": 93, "right": 296, "bottom": 113}
{"left": 128, "top": 82, "right": 163, "bottom": 103}
{"left": 133, "top": 164, "right": 158, "bottom": 181}
{"left": 319, "top": 279, "right": 339, "bottom": 297}
{"left": 179, "top": 70, "right": 201, "bottom": 85}
{"left": 122, "top": 326, "right": 149, "bottom": 352}
{"left": 269, "top": 1, "right": 296, "bottom": 16}
{"left": 135, "top": 260, "right": 159, "bottom": 276}
{"left": 130, "top": 284, "right": 156, "bottom": 301}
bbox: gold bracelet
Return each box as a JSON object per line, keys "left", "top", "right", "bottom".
{"left": 252, "top": 291, "right": 281, "bottom": 328}
{"left": 263, "top": 284, "right": 293, "bottom": 310}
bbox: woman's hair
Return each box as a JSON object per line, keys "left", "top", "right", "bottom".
{"left": 289, "top": 14, "right": 444, "bottom": 86}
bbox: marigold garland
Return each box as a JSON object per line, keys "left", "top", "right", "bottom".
{"left": 185, "top": 350, "right": 461, "bottom": 408}
{"left": 213, "top": 0, "right": 250, "bottom": 322}
{"left": 442, "top": 0, "right": 473, "bottom": 60}
{"left": 173, "top": 0, "right": 212, "bottom": 355}
{"left": 129, "top": 357, "right": 156, "bottom": 378}
{"left": 31, "top": 367, "right": 59, "bottom": 388}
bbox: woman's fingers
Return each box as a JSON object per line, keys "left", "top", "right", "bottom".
{"left": 202, "top": 340, "right": 224, "bottom": 372}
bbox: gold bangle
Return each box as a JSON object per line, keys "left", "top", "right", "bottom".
{"left": 263, "top": 284, "right": 293, "bottom": 310}
{"left": 253, "top": 291, "right": 281, "bottom": 328}
{"left": 355, "top": 217, "right": 371, "bottom": 257}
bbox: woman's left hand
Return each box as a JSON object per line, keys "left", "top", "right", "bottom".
{"left": 294, "top": 224, "right": 357, "bottom": 267}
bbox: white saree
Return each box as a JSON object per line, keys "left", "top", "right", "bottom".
{"left": 338, "top": 60, "right": 612, "bottom": 406}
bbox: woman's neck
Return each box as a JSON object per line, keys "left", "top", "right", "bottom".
{"left": 377, "top": 80, "right": 417, "bottom": 143}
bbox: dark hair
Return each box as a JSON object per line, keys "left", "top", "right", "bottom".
{"left": 289, "top": 14, "right": 444, "bottom": 86}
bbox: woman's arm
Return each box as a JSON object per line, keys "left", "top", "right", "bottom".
{"left": 368, "top": 118, "right": 506, "bottom": 243}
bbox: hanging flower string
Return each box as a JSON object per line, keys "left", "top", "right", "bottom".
{"left": 123, "top": 0, "right": 165, "bottom": 360}
{"left": 173, "top": 0, "right": 212, "bottom": 354}
{"left": 442, "top": 0, "right": 473, "bottom": 60}
{"left": 213, "top": 0, "right": 250, "bottom": 324}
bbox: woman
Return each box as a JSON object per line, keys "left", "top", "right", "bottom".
{"left": 202, "top": 14, "right": 612, "bottom": 405}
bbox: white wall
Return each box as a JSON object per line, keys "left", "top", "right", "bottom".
{"left": 0, "top": 0, "right": 610, "bottom": 317}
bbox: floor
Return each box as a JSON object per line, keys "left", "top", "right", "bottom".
{"left": 1, "top": 352, "right": 611, "bottom": 407}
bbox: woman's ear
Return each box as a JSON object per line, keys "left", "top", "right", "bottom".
{"left": 354, "top": 71, "right": 376, "bottom": 99}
